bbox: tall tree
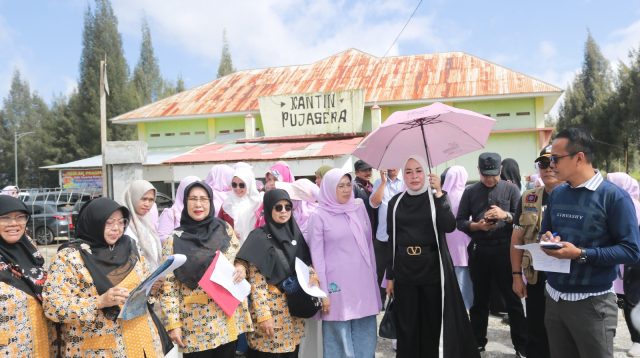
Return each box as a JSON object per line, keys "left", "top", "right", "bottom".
{"left": 557, "top": 32, "right": 615, "bottom": 169}
{"left": 132, "top": 18, "right": 162, "bottom": 106}
{"left": 217, "top": 29, "right": 236, "bottom": 78}
{"left": 0, "top": 70, "right": 57, "bottom": 188}
{"left": 72, "top": 0, "right": 135, "bottom": 158}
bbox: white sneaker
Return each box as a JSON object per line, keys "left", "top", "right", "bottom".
{"left": 628, "top": 342, "right": 640, "bottom": 357}
{"left": 392, "top": 339, "right": 397, "bottom": 351}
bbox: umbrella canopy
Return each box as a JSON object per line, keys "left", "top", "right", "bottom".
{"left": 353, "top": 102, "right": 495, "bottom": 170}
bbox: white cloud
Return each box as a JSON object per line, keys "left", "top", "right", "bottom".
{"left": 603, "top": 20, "right": 640, "bottom": 65}
{"left": 538, "top": 40, "right": 556, "bottom": 61}
{"left": 111, "top": 0, "right": 449, "bottom": 72}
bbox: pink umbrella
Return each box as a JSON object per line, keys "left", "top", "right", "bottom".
{"left": 353, "top": 102, "right": 495, "bottom": 170}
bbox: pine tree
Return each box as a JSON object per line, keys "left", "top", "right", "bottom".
{"left": 132, "top": 18, "right": 162, "bottom": 106}
{"left": 217, "top": 29, "right": 236, "bottom": 78}
{"left": 557, "top": 32, "right": 615, "bottom": 169}
{"left": 72, "top": 0, "right": 135, "bottom": 158}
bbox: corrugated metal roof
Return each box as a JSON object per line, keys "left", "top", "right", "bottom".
{"left": 113, "top": 49, "right": 562, "bottom": 122}
{"left": 164, "top": 137, "right": 363, "bottom": 164}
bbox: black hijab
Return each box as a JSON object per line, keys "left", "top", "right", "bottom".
{"left": 500, "top": 158, "right": 522, "bottom": 190}
{"left": 173, "top": 181, "right": 231, "bottom": 289}
{"left": 65, "top": 197, "right": 138, "bottom": 319}
{"left": 0, "top": 196, "right": 46, "bottom": 301}
{"left": 237, "top": 189, "right": 312, "bottom": 285}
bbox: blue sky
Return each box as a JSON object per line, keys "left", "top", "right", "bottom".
{"left": 1, "top": 0, "right": 639, "bottom": 116}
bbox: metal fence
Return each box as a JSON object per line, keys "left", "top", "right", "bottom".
{"left": 18, "top": 187, "right": 101, "bottom": 247}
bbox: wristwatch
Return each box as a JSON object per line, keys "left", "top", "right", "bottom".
{"left": 576, "top": 248, "right": 588, "bottom": 264}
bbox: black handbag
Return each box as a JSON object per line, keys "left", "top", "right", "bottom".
{"left": 280, "top": 276, "right": 322, "bottom": 318}
{"left": 379, "top": 298, "right": 396, "bottom": 339}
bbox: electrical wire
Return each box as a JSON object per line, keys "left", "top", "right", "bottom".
{"left": 382, "top": 0, "right": 424, "bottom": 58}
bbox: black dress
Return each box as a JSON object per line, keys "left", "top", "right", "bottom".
{"left": 386, "top": 191, "right": 480, "bottom": 358}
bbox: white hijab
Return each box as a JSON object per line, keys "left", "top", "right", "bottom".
{"left": 124, "top": 180, "right": 162, "bottom": 270}
{"left": 221, "top": 167, "right": 264, "bottom": 243}
{"left": 403, "top": 154, "right": 430, "bottom": 195}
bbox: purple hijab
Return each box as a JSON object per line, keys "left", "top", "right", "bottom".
{"left": 442, "top": 166, "right": 472, "bottom": 266}
{"left": 607, "top": 172, "right": 640, "bottom": 224}
{"left": 317, "top": 168, "right": 373, "bottom": 268}
{"left": 205, "top": 164, "right": 235, "bottom": 217}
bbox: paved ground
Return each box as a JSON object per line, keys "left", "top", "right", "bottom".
{"left": 39, "top": 245, "right": 635, "bottom": 358}
{"left": 374, "top": 307, "right": 634, "bottom": 358}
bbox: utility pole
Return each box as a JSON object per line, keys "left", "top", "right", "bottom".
{"left": 100, "top": 56, "right": 109, "bottom": 198}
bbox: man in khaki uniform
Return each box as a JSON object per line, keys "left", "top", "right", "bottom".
{"left": 510, "top": 145, "right": 561, "bottom": 358}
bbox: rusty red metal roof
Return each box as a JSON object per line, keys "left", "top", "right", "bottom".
{"left": 113, "top": 49, "right": 562, "bottom": 122}
{"left": 164, "top": 137, "right": 363, "bottom": 164}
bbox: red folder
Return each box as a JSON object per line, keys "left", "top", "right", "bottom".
{"left": 198, "top": 250, "right": 241, "bottom": 316}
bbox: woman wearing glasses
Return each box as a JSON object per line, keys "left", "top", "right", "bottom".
{"left": 307, "top": 168, "right": 381, "bottom": 358}
{"left": 43, "top": 198, "right": 165, "bottom": 357}
{"left": 220, "top": 167, "right": 265, "bottom": 243}
{"left": 161, "top": 181, "right": 252, "bottom": 357}
{"left": 236, "top": 189, "right": 315, "bottom": 357}
{"left": 0, "top": 195, "right": 53, "bottom": 357}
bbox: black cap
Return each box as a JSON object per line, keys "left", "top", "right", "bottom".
{"left": 354, "top": 160, "right": 372, "bottom": 171}
{"left": 535, "top": 145, "right": 552, "bottom": 163}
{"left": 478, "top": 152, "right": 501, "bottom": 176}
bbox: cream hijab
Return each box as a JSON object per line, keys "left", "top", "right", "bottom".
{"left": 124, "top": 180, "right": 162, "bottom": 270}
{"left": 221, "top": 167, "right": 264, "bottom": 243}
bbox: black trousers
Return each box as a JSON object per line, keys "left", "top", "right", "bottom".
{"left": 525, "top": 272, "right": 550, "bottom": 358}
{"left": 624, "top": 298, "right": 640, "bottom": 343}
{"left": 184, "top": 341, "right": 237, "bottom": 358}
{"left": 247, "top": 345, "right": 299, "bottom": 357}
{"left": 468, "top": 241, "right": 527, "bottom": 351}
{"left": 373, "top": 239, "right": 390, "bottom": 304}
{"left": 393, "top": 281, "right": 441, "bottom": 357}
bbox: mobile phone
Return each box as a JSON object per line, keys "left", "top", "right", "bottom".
{"left": 540, "top": 242, "right": 563, "bottom": 250}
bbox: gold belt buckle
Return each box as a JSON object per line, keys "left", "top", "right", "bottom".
{"left": 407, "top": 246, "right": 422, "bottom": 256}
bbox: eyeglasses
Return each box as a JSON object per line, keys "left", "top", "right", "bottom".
{"left": 536, "top": 160, "right": 551, "bottom": 170}
{"left": 337, "top": 183, "right": 353, "bottom": 190}
{"left": 550, "top": 153, "right": 577, "bottom": 164}
{"left": 187, "top": 196, "right": 210, "bottom": 204}
{"left": 274, "top": 204, "right": 292, "bottom": 212}
{"left": 105, "top": 218, "right": 129, "bottom": 229}
{"left": 0, "top": 214, "right": 29, "bottom": 226}
{"left": 231, "top": 182, "right": 246, "bottom": 189}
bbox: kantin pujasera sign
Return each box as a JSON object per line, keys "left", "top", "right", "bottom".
{"left": 258, "top": 89, "right": 364, "bottom": 137}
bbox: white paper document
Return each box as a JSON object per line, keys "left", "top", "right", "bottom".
{"left": 514, "top": 243, "right": 571, "bottom": 273}
{"left": 209, "top": 253, "right": 251, "bottom": 301}
{"left": 295, "top": 257, "right": 327, "bottom": 298}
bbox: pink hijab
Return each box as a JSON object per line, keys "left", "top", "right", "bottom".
{"left": 268, "top": 161, "right": 295, "bottom": 183}
{"left": 607, "top": 172, "right": 640, "bottom": 224}
{"left": 317, "top": 168, "right": 372, "bottom": 268}
{"left": 205, "top": 164, "right": 235, "bottom": 217}
{"left": 442, "top": 166, "right": 472, "bottom": 266}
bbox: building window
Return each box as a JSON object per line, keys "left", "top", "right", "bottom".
{"left": 195, "top": 131, "right": 206, "bottom": 135}
{"left": 233, "top": 129, "right": 245, "bottom": 133}
{"left": 516, "top": 112, "right": 531, "bottom": 116}
{"left": 496, "top": 113, "right": 510, "bottom": 117}
{"left": 179, "top": 132, "right": 190, "bottom": 136}
{"left": 483, "top": 114, "right": 491, "bottom": 117}
{"left": 150, "top": 133, "right": 160, "bottom": 137}
{"left": 219, "top": 130, "right": 230, "bottom": 134}
{"left": 165, "top": 133, "right": 175, "bottom": 136}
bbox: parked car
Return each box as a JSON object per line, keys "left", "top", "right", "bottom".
{"left": 24, "top": 201, "right": 74, "bottom": 245}
{"left": 156, "top": 192, "right": 173, "bottom": 215}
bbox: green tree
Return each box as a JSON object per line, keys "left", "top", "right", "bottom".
{"left": 557, "top": 32, "right": 615, "bottom": 169}
{"left": 72, "top": 0, "right": 135, "bottom": 158}
{"left": 0, "top": 70, "right": 57, "bottom": 188}
{"left": 132, "top": 18, "right": 162, "bottom": 106}
{"left": 217, "top": 29, "right": 236, "bottom": 78}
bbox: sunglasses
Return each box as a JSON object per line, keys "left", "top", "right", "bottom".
{"left": 536, "top": 160, "right": 551, "bottom": 170}
{"left": 550, "top": 152, "right": 577, "bottom": 164}
{"left": 231, "top": 182, "right": 246, "bottom": 189}
{"left": 274, "top": 204, "right": 292, "bottom": 212}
